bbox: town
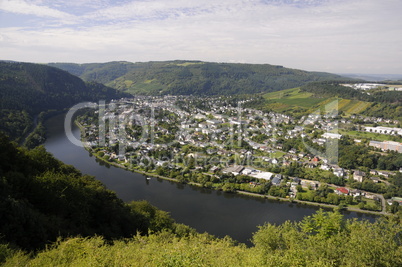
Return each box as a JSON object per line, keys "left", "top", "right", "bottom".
{"left": 77, "top": 95, "right": 402, "bottom": 214}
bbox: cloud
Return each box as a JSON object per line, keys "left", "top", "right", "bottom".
{"left": 0, "top": 0, "right": 401, "bottom": 74}
{"left": 0, "top": 0, "right": 75, "bottom": 20}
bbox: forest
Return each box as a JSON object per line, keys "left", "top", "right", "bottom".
{"left": 49, "top": 60, "right": 348, "bottom": 96}
{"left": 0, "top": 62, "right": 129, "bottom": 145}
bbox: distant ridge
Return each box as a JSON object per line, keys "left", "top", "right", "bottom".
{"left": 339, "top": 73, "right": 402, "bottom": 82}
{"left": 49, "top": 60, "right": 353, "bottom": 95}
{"left": 0, "top": 61, "right": 129, "bottom": 114}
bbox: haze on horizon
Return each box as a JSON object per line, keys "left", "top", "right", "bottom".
{"left": 0, "top": 0, "right": 401, "bottom": 75}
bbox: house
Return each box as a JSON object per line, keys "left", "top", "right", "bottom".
{"left": 333, "top": 168, "right": 346, "bottom": 178}
{"left": 289, "top": 148, "right": 297, "bottom": 154}
{"left": 253, "top": 171, "right": 274, "bottom": 181}
{"left": 365, "top": 193, "right": 380, "bottom": 201}
{"left": 206, "top": 119, "right": 222, "bottom": 126}
{"left": 312, "top": 156, "right": 320, "bottom": 163}
{"left": 292, "top": 177, "right": 301, "bottom": 184}
{"left": 241, "top": 168, "right": 255, "bottom": 176}
{"left": 370, "top": 177, "right": 380, "bottom": 183}
{"left": 223, "top": 165, "right": 244, "bottom": 176}
{"left": 209, "top": 166, "right": 220, "bottom": 173}
{"left": 378, "top": 171, "right": 391, "bottom": 178}
{"left": 271, "top": 176, "right": 282, "bottom": 186}
{"left": 370, "top": 169, "right": 378, "bottom": 175}
{"left": 335, "top": 187, "right": 349, "bottom": 195}
{"left": 353, "top": 170, "right": 366, "bottom": 182}
{"left": 320, "top": 164, "right": 331, "bottom": 171}
{"left": 322, "top": 133, "right": 343, "bottom": 139}
{"left": 298, "top": 152, "right": 306, "bottom": 158}
{"left": 300, "top": 179, "right": 317, "bottom": 188}
{"left": 306, "top": 163, "right": 316, "bottom": 169}
{"left": 350, "top": 189, "right": 364, "bottom": 197}
{"left": 283, "top": 160, "right": 291, "bottom": 166}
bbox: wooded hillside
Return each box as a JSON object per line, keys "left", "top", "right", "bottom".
{"left": 0, "top": 62, "right": 129, "bottom": 144}
{"left": 49, "top": 60, "right": 348, "bottom": 95}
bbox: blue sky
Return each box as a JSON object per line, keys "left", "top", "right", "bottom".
{"left": 0, "top": 0, "right": 401, "bottom": 74}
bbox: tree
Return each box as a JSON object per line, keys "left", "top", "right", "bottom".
{"left": 390, "top": 201, "right": 400, "bottom": 214}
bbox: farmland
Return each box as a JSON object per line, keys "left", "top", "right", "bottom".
{"left": 262, "top": 88, "right": 372, "bottom": 115}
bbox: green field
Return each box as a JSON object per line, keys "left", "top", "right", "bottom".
{"left": 262, "top": 88, "right": 372, "bottom": 115}
{"left": 173, "top": 62, "right": 204, "bottom": 67}
{"left": 340, "top": 130, "right": 402, "bottom": 142}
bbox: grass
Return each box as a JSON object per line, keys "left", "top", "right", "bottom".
{"left": 129, "top": 80, "right": 164, "bottom": 94}
{"left": 124, "top": 80, "right": 133, "bottom": 87}
{"left": 340, "top": 130, "right": 402, "bottom": 142}
{"left": 173, "top": 62, "right": 204, "bottom": 67}
{"left": 264, "top": 88, "right": 329, "bottom": 110}
{"left": 270, "top": 151, "right": 286, "bottom": 158}
{"left": 264, "top": 88, "right": 301, "bottom": 100}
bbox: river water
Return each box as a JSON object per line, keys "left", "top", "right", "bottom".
{"left": 44, "top": 114, "right": 377, "bottom": 244}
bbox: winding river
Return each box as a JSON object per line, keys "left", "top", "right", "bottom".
{"left": 44, "top": 114, "right": 378, "bottom": 244}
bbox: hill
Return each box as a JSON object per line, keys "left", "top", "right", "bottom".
{"left": 248, "top": 82, "right": 402, "bottom": 120}
{"left": 0, "top": 62, "right": 129, "bottom": 146}
{"left": 49, "top": 60, "right": 349, "bottom": 95}
{"left": 300, "top": 82, "right": 402, "bottom": 120}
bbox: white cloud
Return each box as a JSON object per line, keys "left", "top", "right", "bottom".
{"left": 0, "top": 0, "right": 401, "bottom": 73}
{"left": 0, "top": 0, "right": 75, "bottom": 20}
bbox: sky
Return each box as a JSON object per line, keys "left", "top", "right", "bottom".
{"left": 0, "top": 0, "right": 401, "bottom": 74}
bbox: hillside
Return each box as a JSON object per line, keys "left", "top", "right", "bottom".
{"left": 300, "top": 82, "right": 402, "bottom": 120}
{"left": 0, "top": 62, "right": 129, "bottom": 145}
{"left": 247, "top": 82, "right": 402, "bottom": 120}
{"left": 49, "top": 60, "right": 349, "bottom": 95}
{"left": 0, "top": 133, "right": 189, "bottom": 251}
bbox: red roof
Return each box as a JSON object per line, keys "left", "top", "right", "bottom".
{"left": 336, "top": 187, "right": 349, "bottom": 194}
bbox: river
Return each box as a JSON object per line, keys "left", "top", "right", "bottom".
{"left": 44, "top": 114, "right": 378, "bottom": 245}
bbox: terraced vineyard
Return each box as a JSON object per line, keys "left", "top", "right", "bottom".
{"left": 262, "top": 88, "right": 373, "bottom": 115}
{"left": 337, "top": 99, "right": 372, "bottom": 114}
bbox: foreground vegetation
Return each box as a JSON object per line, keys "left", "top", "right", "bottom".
{"left": 3, "top": 210, "right": 402, "bottom": 266}
{"left": 0, "top": 133, "right": 190, "bottom": 251}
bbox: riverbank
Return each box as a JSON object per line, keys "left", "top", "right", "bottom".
{"left": 75, "top": 121, "right": 389, "bottom": 218}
